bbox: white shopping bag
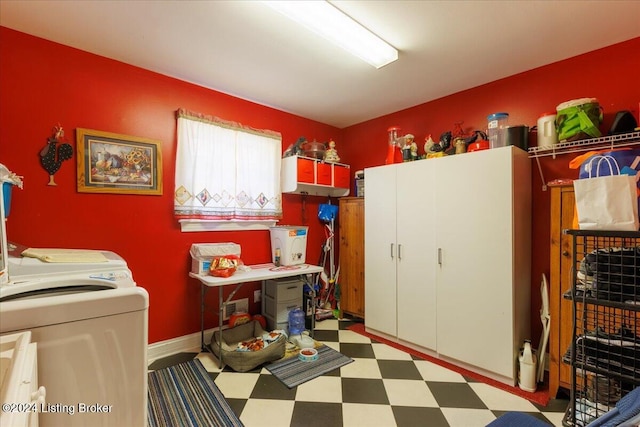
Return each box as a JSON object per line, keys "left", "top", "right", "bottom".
{"left": 573, "top": 155, "right": 639, "bottom": 231}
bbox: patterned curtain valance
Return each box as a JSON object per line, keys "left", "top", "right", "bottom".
{"left": 176, "top": 108, "right": 281, "bottom": 140}
{"left": 174, "top": 109, "right": 282, "bottom": 222}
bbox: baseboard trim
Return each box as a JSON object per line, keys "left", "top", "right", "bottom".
{"left": 148, "top": 327, "right": 226, "bottom": 363}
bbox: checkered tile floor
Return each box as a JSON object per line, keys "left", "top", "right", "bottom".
{"left": 148, "top": 319, "right": 569, "bottom": 427}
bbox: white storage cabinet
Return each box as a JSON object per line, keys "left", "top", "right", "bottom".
{"left": 262, "top": 278, "right": 304, "bottom": 333}
{"left": 364, "top": 146, "right": 531, "bottom": 385}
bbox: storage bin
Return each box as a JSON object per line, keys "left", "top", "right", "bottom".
{"left": 269, "top": 226, "right": 308, "bottom": 266}
{"left": 264, "top": 278, "right": 304, "bottom": 301}
{"left": 190, "top": 242, "right": 241, "bottom": 274}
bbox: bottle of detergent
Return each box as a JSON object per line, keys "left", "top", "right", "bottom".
{"left": 518, "top": 340, "right": 537, "bottom": 392}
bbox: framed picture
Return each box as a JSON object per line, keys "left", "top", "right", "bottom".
{"left": 76, "top": 128, "right": 163, "bottom": 195}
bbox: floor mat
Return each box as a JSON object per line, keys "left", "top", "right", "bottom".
{"left": 266, "top": 344, "right": 354, "bottom": 388}
{"left": 148, "top": 358, "right": 244, "bottom": 427}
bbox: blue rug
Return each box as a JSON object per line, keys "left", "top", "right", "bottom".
{"left": 266, "top": 345, "right": 354, "bottom": 388}
{"left": 148, "top": 359, "right": 243, "bottom": 427}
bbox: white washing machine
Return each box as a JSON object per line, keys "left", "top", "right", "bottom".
{"left": 0, "top": 247, "right": 149, "bottom": 427}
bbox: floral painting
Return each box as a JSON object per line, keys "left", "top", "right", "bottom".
{"left": 76, "top": 128, "right": 163, "bottom": 195}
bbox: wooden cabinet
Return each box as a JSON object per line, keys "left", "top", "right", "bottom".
{"left": 365, "top": 146, "right": 531, "bottom": 385}
{"left": 548, "top": 184, "right": 576, "bottom": 398}
{"left": 338, "top": 197, "right": 365, "bottom": 318}
{"left": 281, "top": 155, "right": 350, "bottom": 197}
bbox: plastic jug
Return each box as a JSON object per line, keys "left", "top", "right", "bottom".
{"left": 518, "top": 340, "right": 537, "bottom": 392}
{"left": 288, "top": 307, "right": 305, "bottom": 336}
{"left": 537, "top": 112, "right": 558, "bottom": 147}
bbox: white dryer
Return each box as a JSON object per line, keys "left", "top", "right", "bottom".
{"left": 0, "top": 248, "right": 149, "bottom": 427}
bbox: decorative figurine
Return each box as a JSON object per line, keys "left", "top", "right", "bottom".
{"left": 324, "top": 139, "right": 341, "bottom": 163}
{"left": 423, "top": 134, "right": 435, "bottom": 158}
{"left": 401, "top": 134, "right": 413, "bottom": 162}
{"left": 283, "top": 136, "right": 307, "bottom": 157}
{"left": 400, "top": 134, "right": 417, "bottom": 162}
{"left": 410, "top": 138, "right": 419, "bottom": 160}
{"left": 424, "top": 133, "right": 450, "bottom": 159}
{"left": 39, "top": 124, "right": 73, "bottom": 186}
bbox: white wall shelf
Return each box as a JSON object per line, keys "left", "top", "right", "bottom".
{"left": 281, "top": 155, "right": 350, "bottom": 197}
{"left": 528, "top": 131, "right": 640, "bottom": 190}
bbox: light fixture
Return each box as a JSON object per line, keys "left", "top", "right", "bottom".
{"left": 263, "top": 1, "right": 398, "bottom": 69}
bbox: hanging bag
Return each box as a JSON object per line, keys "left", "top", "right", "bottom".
{"left": 573, "top": 155, "right": 639, "bottom": 231}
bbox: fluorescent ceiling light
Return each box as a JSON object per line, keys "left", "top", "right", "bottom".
{"left": 263, "top": 1, "right": 398, "bottom": 69}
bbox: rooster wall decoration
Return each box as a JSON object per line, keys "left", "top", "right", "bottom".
{"left": 40, "top": 124, "right": 73, "bottom": 186}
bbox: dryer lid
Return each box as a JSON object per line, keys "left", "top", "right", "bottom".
{"left": 6, "top": 248, "right": 130, "bottom": 281}
{"left": 0, "top": 276, "right": 122, "bottom": 302}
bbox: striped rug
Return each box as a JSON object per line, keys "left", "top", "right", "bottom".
{"left": 148, "top": 359, "right": 243, "bottom": 427}
{"left": 266, "top": 345, "right": 354, "bottom": 388}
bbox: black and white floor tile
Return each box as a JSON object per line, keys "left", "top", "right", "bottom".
{"left": 148, "top": 319, "right": 569, "bottom": 427}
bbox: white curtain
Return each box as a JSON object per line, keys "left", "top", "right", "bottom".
{"left": 174, "top": 109, "right": 282, "bottom": 221}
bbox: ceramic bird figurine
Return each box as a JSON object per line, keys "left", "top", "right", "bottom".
{"left": 424, "top": 135, "right": 435, "bottom": 154}
{"left": 40, "top": 124, "right": 73, "bottom": 186}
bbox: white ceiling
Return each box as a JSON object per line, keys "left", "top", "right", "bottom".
{"left": 1, "top": 0, "right": 639, "bottom": 128}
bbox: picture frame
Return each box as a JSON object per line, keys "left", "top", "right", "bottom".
{"left": 76, "top": 128, "right": 163, "bottom": 195}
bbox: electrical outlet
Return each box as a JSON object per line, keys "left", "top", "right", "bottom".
{"left": 254, "top": 290, "right": 261, "bottom": 303}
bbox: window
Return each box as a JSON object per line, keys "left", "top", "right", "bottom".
{"left": 174, "top": 109, "right": 282, "bottom": 231}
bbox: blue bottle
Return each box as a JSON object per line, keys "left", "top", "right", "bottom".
{"left": 288, "top": 307, "right": 305, "bottom": 336}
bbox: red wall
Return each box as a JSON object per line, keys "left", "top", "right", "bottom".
{"left": 0, "top": 27, "right": 341, "bottom": 344}
{"left": 1, "top": 26, "right": 639, "bottom": 347}
{"left": 340, "top": 37, "right": 640, "bottom": 345}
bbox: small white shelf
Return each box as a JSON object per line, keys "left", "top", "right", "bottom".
{"left": 281, "top": 155, "right": 350, "bottom": 197}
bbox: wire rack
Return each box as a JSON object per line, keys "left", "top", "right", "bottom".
{"left": 528, "top": 131, "right": 640, "bottom": 191}
{"left": 562, "top": 230, "right": 640, "bottom": 426}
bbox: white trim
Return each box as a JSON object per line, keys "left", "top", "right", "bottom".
{"left": 179, "top": 220, "right": 276, "bottom": 232}
{"left": 147, "top": 326, "right": 226, "bottom": 363}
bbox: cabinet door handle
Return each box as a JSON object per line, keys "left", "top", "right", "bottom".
{"left": 438, "top": 248, "right": 442, "bottom": 266}
{"left": 390, "top": 243, "right": 394, "bottom": 259}
{"left": 398, "top": 244, "right": 402, "bottom": 260}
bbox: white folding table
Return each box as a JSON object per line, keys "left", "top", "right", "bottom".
{"left": 189, "top": 263, "right": 323, "bottom": 367}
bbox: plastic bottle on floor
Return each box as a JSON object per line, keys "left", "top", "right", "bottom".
{"left": 518, "top": 340, "right": 537, "bottom": 392}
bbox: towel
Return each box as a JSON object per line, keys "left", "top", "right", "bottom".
{"left": 21, "top": 248, "right": 109, "bottom": 263}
